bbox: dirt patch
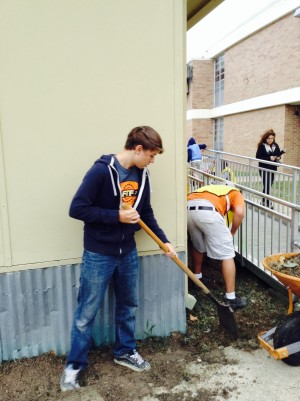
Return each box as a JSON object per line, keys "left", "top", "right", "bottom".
{"left": 268, "top": 254, "right": 300, "bottom": 278}
{"left": 0, "top": 256, "right": 289, "bottom": 401}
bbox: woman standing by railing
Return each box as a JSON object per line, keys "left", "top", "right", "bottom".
{"left": 256, "top": 129, "right": 285, "bottom": 208}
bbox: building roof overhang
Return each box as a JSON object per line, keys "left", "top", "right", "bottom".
{"left": 187, "top": 0, "right": 224, "bottom": 30}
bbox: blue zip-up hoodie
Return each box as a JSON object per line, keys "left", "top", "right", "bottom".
{"left": 69, "top": 154, "right": 169, "bottom": 255}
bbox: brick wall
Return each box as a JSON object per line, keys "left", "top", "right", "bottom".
{"left": 187, "top": 60, "right": 214, "bottom": 110}
{"left": 224, "top": 106, "right": 286, "bottom": 157}
{"left": 225, "top": 13, "right": 300, "bottom": 103}
{"left": 186, "top": 119, "right": 213, "bottom": 148}
{"left": 186, "top": 59, "right": 214, "bottom": 147}
{"left": 284, "top": 105, "right": 300, "bottom": 167}
{"left": 224, "top": 105, "right": 299, "bottom": 167}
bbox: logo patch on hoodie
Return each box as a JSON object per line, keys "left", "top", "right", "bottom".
{"left": 120, "top": 181, "right": 139, "bottom": 206}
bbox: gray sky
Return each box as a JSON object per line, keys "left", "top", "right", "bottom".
{"left": 186, "top": 0, "right": 286, "bottom": 61}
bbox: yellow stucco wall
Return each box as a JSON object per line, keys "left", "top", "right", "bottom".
{"left": 0, "top": 0, "right": 187, "bottom": 271}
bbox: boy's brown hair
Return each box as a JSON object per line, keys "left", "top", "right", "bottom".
{"left": 125, "top": 126, "right": 164, "bottom": 153}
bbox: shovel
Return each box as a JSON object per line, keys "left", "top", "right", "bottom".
{"left": 121, "top": 204, "right": 238, "bottom": 339}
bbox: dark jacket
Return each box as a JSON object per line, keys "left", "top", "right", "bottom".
{"left": 70, "top": 154, "right": 169, "bottom": 255}
{"left": 256, "top": 143, "right": 283, "bottom": 171}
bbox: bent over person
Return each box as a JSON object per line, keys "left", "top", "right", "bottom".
{"left": 60, "top": 126, "right": 177, "bottom": 392}
{"left": 187, "top": 184, "right": 247, "bottom": 310}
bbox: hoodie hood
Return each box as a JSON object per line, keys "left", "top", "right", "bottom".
{"left": 94, "top": 154, "right": 114, "bottom": 166}
{"left": 187, "top": 138, "right": 196, "bottom": 146}
{"left": 93, "top": 154, "right": 118, "bottom": 196}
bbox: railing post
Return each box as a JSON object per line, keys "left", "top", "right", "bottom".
{"left": 249, "top": 158, "right": 253, "bottom": 202}
{"left": 238, "top": 189, "right": 245, "bottom": 265}
{"left": 290, "top": 209, "right": 298, "bottom": 252}
{"left": 216, "top": 152, "right": 221, "bottom": 177}
{"left": 292, "top": 169, "right": 299, "bottom": 205}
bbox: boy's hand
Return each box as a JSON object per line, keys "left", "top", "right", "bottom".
{"left": 164, "top": 242, "right": 178, "bottom": 259}
{"left": 119, "top": 208, "right": 140, "bottom": 224}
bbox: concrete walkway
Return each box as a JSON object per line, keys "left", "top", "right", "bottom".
{"left": 143, "top": 346, "right": 299, "bottom": 401}
{"left": 60, "top": 346, "right": 299, "bottom": 401}
{"left": 182, "top": 346, "right": 299, "bottom": 401}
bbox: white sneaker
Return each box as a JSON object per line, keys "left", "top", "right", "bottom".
{"left": 60, "top": 366, "right": 81, "bottom": 392}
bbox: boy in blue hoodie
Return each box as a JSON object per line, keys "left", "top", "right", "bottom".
{"left": 60, "top": 126, "right": 177, "bottom": 392}
{"left": 187, "top": 137, "right": 207, "bottom": 163}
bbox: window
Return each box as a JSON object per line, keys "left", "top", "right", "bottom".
{"left": 214, "top": 54, "right": 224, "bottom": 107}
{"left": 214, "top": 118, "right": 224, "bottom": 151}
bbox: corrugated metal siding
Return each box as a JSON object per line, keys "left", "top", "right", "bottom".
{"left": 0, "top": 265, "right": 80, "bottom": 361}
{"left": 0, "top": 252, "right": 186, "bottom": 362}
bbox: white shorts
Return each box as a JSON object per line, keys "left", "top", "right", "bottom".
{"left": 187, "top": 199, "right": 235, "bottom": 260}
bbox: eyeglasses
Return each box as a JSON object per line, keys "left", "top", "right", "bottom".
{"left": 266, "top": 137, "right": 275, "bottom": 141}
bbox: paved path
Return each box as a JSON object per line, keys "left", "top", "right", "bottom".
{"left": 60, "top": 346, "right": 300, "bottom": 401}
{"left": 183, "top": 346, "right": 300, "bottom": 401}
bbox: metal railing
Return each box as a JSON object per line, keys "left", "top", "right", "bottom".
{"left": 187, "top": 150, "right": 300, "bottom": 295}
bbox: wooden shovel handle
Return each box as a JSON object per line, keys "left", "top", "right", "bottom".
{"left": 121, "top": 203, "right": 210, "bottom": 295}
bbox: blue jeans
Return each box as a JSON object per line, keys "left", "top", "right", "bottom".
{"left": 67, "top": 248, "right": 139, "bottom": 369}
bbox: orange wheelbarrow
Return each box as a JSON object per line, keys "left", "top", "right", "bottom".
{"left": 258, "top": 252, "right": 300, "bottom": 366}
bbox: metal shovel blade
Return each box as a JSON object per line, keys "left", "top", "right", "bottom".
{"left": 206, "top": 292, "right": 239, "bottom": 339}
{"left": 132, "top": 211, "right": 239, "bottom": 339}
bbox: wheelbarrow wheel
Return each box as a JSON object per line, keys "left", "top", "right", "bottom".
{"left": 273, "top": 311, "right": 300, "bottom": 366}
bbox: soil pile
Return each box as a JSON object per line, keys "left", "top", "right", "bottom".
{"left": 0, "top": 257, "right": 289, "bottom": 401}
{"left": 268, "top": 254, "right": 300, "bottom": 278}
